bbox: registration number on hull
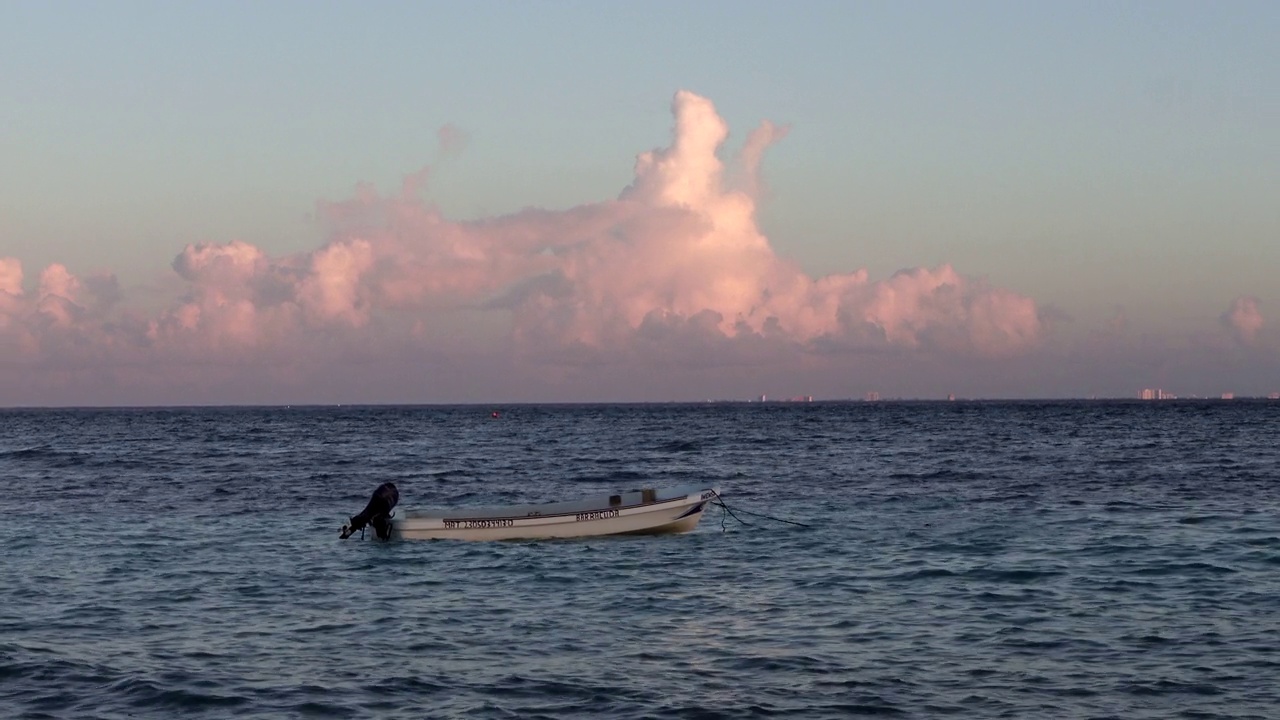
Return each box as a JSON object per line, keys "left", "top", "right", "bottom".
{"left": 443, "top": 518, "right": 515, "bottom": 530}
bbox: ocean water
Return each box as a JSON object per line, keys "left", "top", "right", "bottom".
{"left": 2, "top": 401, "right": 1279, "bottom": 719}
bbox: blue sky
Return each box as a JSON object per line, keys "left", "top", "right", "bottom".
{"left": 1, "top": 1, "right": 1277, "bottom": 403}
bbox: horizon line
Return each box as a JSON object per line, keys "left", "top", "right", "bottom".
{"left": 4, "top": 396, "right": 1279, "bottom": 411}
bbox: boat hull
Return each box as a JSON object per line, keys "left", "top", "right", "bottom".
{"left": 386, "top": 486, "right": 718, "bottom": 541}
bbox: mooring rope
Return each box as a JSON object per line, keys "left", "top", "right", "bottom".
{"left": 711, "top": 490, "right": 812, "bottom": 529}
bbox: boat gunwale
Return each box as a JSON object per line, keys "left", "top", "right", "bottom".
{"left": 399, "top": 488, "right": 714, "bottom": 525}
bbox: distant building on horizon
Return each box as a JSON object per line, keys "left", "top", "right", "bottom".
{"left": 865, "top": 391, "right": 880, "bottom": 402}
{"left": 1140, "top": 388, "right": 1176, "bottom": 400}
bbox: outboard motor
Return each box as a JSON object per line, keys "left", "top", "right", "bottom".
{"left": 340, "top": 482, "right": 399, "bottom": 541}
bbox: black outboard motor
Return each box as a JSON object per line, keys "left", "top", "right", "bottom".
{"left": 340, "top": 482, "right": 399, "bottom": 541}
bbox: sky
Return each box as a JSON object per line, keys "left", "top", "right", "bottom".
{"left": 1, "top": 0, "right": 1277, "bottom": 405}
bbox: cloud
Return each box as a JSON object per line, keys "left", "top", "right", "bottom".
{"left": 436, "top": 123, "right": 469, "bottom": 158}
{"left": 730, "top": 118, "right": 790, "bottom": 199}
{"left": 172, "top": 239, "right": 267, "bottom": 287}
{"left": 37, "top": 264, "right": 85, "bottom": 327}
{"left": 0, "top": 258, "right": 27, "bottom": 343}
{"left": 1, "top": 257, "right": 24, "bottom": 296}
{"left": 1, "top": 90, "right": 1052, "bottom": 403}
{"left": 1221, "top": 295, "right": 1264, "bottom": 345}
{"left": 495, "top": 91, "right": 1042, "bottom": 357}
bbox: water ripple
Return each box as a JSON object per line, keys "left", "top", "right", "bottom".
{"left": 2, "top": 401, "right": 1279, "bottom": 718}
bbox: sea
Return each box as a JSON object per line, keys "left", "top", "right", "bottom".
{"left": 2, "top": 400, "right": 1278, "bottom": 719}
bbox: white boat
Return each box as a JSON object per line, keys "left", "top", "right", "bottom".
{"left": 340, "top": 483, "right": 719, "bottom": 541}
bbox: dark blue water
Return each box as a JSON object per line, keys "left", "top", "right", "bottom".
{"left": 2, "top": 401, "right": 1279, "bottom": 719}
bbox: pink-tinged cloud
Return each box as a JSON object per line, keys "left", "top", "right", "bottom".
{"left": 731, "top": 119, "right": 791, "bottom": 199}
{"left": 0, "top": 259, "right": 23, "bottom": 326}
{"left": 298, "top": 239, "right": 375, "bottom": 326}
{"left": 1, "top": 257, "right": 24, "bottom": 296}
{"left": 1221, "top": 295, "right": 1263, "bottom": 345}
{"left": 172, "top": 239, "right": 267, "bottom": 287}
{"left": 436, "top": 123, "right": 469, "bottom": 157}
{"left": 0, "top": 258, "right": 26, "bottom": 342}
{"left": 38, "top": 264, "right": 86, "bottom": 327}
{"left": 1, "top": 91, "right": 1056, "bottom": 404}
{"left": 490, "top": 91, "right": 1041, "bottom": 356}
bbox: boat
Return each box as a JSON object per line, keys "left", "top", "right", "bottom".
{"left": 339, "top": 483, "right": 719, "bottom": 541}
